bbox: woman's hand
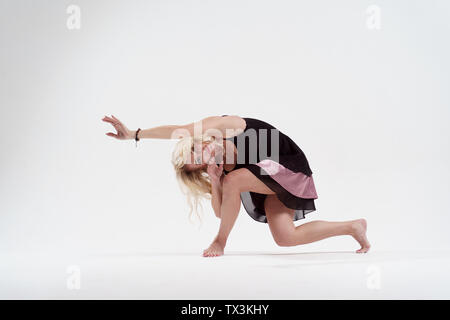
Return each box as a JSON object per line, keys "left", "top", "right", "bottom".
{"left": 207, "top": 162, "right": 224, "bottom": 183}
{"left": 205, "top": 145, "right": 224, "bottom": 183}
{"left": 102, "top": 115, "right": 134, "bottom": 140}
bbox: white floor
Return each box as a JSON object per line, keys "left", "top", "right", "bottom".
{"left": 1, "top": 249, "right": 450, "bottom": 299}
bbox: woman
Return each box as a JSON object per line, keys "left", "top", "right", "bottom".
{"left": 102, "top": 114, "right": 370, "bottom": 257}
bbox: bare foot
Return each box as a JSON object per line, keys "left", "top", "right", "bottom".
{"left": 350, "top": 219, "right": 371, "bottom": 253}
{"left": 203, "top": 238, "right": 225, "bottom": 257}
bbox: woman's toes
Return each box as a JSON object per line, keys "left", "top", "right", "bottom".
{"left": 203, "top": 248, "right": 216, "bottom": 257}
{"left": 202, "top": 249, "right": 220, "bottom": 257}
{"left": 356, "top": 246, "right": 370, "bottom": 253}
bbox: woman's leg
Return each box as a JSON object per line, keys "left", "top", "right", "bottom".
{"left": 203, "top": 168, "right": 275, "bottom": 257}
{"left": 264, "top": 195, "right": 370, "bottom": 253}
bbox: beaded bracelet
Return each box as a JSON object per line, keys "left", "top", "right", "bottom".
{"left": 135, "top": 128, "right": 141, "bottom": 148}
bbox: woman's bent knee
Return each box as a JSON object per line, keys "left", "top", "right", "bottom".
{"left": 272, "top": 233, "right": 295, "bottom": 247}
{"left": 222, "top": 172, "right": 242, "bottom": 194}
{"left": 274, "top": 237, "right": 294, "bottom": 247}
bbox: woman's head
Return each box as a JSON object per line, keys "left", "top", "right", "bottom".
{"left": 171, "top": 134, "right": 221, "bottom": 222}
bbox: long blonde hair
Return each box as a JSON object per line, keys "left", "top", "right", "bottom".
{"left": 171, "top": 134, "right": 221, "bottom": 223}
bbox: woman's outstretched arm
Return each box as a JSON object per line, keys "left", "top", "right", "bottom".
{"left": 102, "top": 114, "right": 246, "bottom": 140}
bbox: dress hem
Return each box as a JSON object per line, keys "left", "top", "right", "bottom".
{"left": 240, "top": 164, "right": 317, "bottom": 224}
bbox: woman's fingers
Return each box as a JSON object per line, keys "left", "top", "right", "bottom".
{"left": 110, "top": 116, "right": 130, "bottom": 135}
{"left": 103, "top": 115, "right": 121, "bottom": 126}
{"left": 106, "top": 132, "right": 118, "bottom": 138}
{"left": 102, "top": 117, "right": 115, "bottom": 124}
{"left": 207, "top": 163, "right": 221, "bottom": 179}
{"left": 111, "top": 115, "right": 124, "bottom": 126}
{"left": 103, "top": 116, "right": 126, "bottom": 133}
{"left": 207, "top": 163, "right": 217, "bottom": 173}
{"left": 111, "top": 123, "right": 122, "bottom": 133}
{"left": 102, "top": 115, "right": 116, "bottom": 122}
{"left": 103, "top": 118, "right": 120, "bottom": 131}
{"left": 207, "top": 156, "right": 216, "bottom": 164}
{"left": 103, "top": 115, "right": 128, "bottom": 139}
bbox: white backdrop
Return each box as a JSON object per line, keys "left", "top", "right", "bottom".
{"left": 1, "top": 0, "right": 450, "bottom": 298}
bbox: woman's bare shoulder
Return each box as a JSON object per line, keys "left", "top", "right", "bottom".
{"left": 216, "top": 115, "right": 246, "bottom": 132}
{"left": 177, "top": 115, "right": 246, "bottom": 138}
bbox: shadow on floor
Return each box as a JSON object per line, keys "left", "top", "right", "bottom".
{"left": 88, "top": 249, "right": 450, "bottom": 268}
{"left": 226, "top": 250, "right": 450, "bottom": 267}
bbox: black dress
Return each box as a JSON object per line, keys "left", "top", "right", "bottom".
{"left": 222, "top": 116, "right": 318, "bottom": 223}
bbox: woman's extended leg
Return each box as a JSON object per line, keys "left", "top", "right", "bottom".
{"left": 202, "top": 168, "right": 275, "bottom": 257}
{"left": 264, "top": 194, "right": 370, "bottom": 253}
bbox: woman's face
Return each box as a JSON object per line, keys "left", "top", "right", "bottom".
{"left": 183, "top": 141, "right": 216, "bottom": 172}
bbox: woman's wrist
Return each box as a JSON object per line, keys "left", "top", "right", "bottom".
{"left": 130, "top": 129, "right": 142, "bottom": 140}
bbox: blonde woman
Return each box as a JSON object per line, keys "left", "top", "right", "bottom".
{"left": 102, "top": 114, "right": 370, "bottom": 257}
